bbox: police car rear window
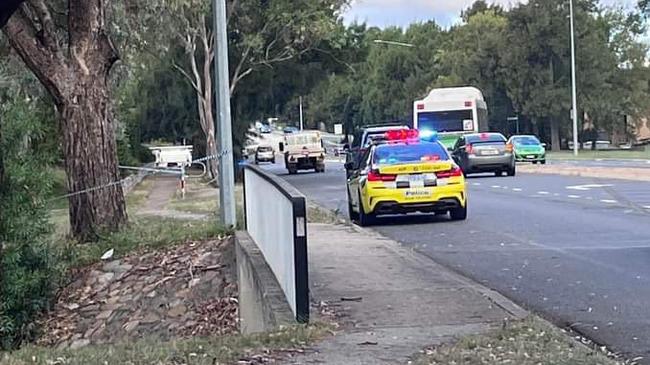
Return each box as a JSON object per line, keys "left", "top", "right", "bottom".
{"left": 373, "top": 143, "right": 449, "bottom": 165}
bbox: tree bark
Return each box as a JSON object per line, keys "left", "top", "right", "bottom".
{"left": 61, "top": 78, "right": 127, "bottom": 240}
{"left": 2, "top": 2, "right": 127, "bottom": 241}
{"left": 550, "top": 117, "right": 561, "bottom": 152}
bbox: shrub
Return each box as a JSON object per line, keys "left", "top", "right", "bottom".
{"left": 0, "top": 97, "right": 60, "bottom": 349}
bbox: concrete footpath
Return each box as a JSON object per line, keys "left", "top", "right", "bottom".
{"left": 288, "top": 223, "right": 527, "bottom": 365}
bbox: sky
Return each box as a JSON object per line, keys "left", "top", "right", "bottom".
{"left": 343, "top": 0, "right": 642, "bottom": 29}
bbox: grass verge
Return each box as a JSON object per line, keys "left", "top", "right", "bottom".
{"left": 62, "top": 217, "right": 230, "bottom": 268}
{"left": 308, "top": 204, "right": 343, "bottom": 224}
{"left": 413, "top": 317, "right": 628, "bottom": 365}
{"left": 548, "top": 149, "right": 650, "bottom": 160}
{"left": 0, "top": 324, "right": 330, "bottom": 365}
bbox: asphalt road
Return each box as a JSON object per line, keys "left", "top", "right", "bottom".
{"left": 263, "top": 160, "right": 650, "bottom": 363}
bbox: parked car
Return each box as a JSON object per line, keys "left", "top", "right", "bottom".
{"left": 283, "top": 126, "right": 300, "bottom": 134}
{"left": 450, "top": 132, "right": 516, "bottom": 177}
{"left": 259, "top": 124, "right": 273, "bottom": 134}
{"left": 344, "top": 124, "right": 411, "bottom": 177}
{"left": 254, "top": 145, "right": 275, "bottom": 164}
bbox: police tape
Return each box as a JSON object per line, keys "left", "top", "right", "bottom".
{"left": 51, "top": 151, "right": 231, "bottom": 201}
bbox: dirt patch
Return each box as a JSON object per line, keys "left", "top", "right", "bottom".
{"left": 519, "top": 164, "right": 650, "bottom": 182}
{"left": 38, "top": 238, "right": 237, "bottom": 349}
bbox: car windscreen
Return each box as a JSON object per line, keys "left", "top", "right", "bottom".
{"left": 466, "top": 134, "right": 505, "bottom": 144}
{"left": 512, "top": 136, "right": 541, "bottom": 146}
{"left": 286, "top": 135, "right": 319, "bottom": 145}
{"left": 418, "top": 110, "right": 473, "bottom": 133}
{"left": 258, "top": 147, "right": 273, "bottom": 152}
{"left": 373, "top": 143, "right": 449, "bottom": 165}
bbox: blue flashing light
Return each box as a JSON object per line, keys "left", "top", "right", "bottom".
{"left": 419, "top": 129, "right": 438, "bottom": 141}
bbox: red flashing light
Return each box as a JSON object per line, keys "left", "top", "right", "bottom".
{"left": 479, "top": 133, "right": 490, "bottom": 140}
{"left": 385, "top": 129, "right": 419, "bottom": 141}
{"left": 421, "top": 155, "right": 441, "bottom": 162}
{"left": 436, "top": 166, "right": 463, "bottom": 179}
{"left": 368, "top": 170, "right": 397, "bottom": 182}
{"left": 417, "top": 104, "right": 425, "bottom": 110}
{"left": 465, "top": 101, "right": 473, "bottom": 107}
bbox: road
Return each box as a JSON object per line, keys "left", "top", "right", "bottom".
{"left": 549, "top": 158, "right": 650, "bottom": 169}
{"left": 263, "top": 160, "right": 650, "bottom": 363}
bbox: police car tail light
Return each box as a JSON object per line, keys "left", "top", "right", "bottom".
{"left": 505, "top": 143, "right": 514, "bottom": 152}
{"left": 436, "top": 166, "right": 463, "bottom": 178}
{"left": 368, "top": 169, "right": 397, "bottom": 182}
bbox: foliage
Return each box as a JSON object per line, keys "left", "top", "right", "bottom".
{"left": 0, "top": 97, "right": 60, "bottom": 349}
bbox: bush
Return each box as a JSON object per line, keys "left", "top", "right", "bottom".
{"left": 0, "top": 97, "right": 60, "bottom": 349}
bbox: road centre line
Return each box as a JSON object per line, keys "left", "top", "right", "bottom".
{"left": 538, "top": 191, "right": 550, "bottom": 195}
{"left": 601, "top": 199, "right": 618, "bottom": 204}
{"left": 568, "top": 195, "right": 581, "bottom": 199}
{"left": 512, "top": 188, "right": 523, "bottom": 192}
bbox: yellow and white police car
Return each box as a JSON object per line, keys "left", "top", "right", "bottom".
{"left": 345, "top": 130, "right": 467, "bottom": 226}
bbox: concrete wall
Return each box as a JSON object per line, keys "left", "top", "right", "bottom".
{"left": 236, "top": 231, "right": 296, "bottom": 334}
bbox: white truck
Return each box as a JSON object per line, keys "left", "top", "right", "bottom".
{"left": 279, "top": 131, "right": 326, "bottom": 174}
{"left": 149, "top": 146, "right": 193, "bottom": 168}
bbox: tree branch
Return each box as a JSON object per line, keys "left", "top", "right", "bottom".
{"left": 26, "top": 0, "right": 61, "bottom": 59}
{"left": 172, "top": 62, "right": 201, "bottom": 94}
{"left": 2, "top": 6, "right": 65, "bottom": 104}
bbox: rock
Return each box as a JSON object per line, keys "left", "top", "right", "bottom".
{"left": 167, "top": 304, "right": 187, "bottom": 318}
{"left": 146, "top": 290, "right": 157, "bottom": 298}
{"left": 96, "top": 310, "right": 114, "bottom": 320}
{"left": 123, "top": 320, "right": 140, "bottom": 333}
{"left": 80, "top": 304, "right": 100, "bottom": 313}
{"left": 119, "top": 294, "right": 133, "bottom": 303}
{"left": 64, "top": 303, "right": 80, "bottom": 311}
{"left": 83, "top": 326, "right": 98, "bottom": 339}
{"left": 69, "top": 339, "right": 91, "bottom": 350}
{"left": 141, "top": 313, "right": 161, "bottom": 324}
{"left": 97, "top": 272, "right": 115, "bottom": 285}
{"left": 175, "top": 289, "right": 190, "bottom": 299}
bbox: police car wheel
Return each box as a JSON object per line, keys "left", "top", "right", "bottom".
{"left": 450, "top": 204, "right": 468, "bottom": 221}
{"left": 357, "top": 192, "right": 375, "bottom": 226}
{"left": 347, "top": 193, "right": 358, "bottom": 221}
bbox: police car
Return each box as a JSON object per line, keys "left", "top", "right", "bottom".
{"left": 345, "top": 130, "right": 467, "bottom": 226}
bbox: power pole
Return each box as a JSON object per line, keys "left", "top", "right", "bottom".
{"left": 299, "top": 96, "right": 304, "bottom": 131}
{"left": 213, "top": 0, "right": 236, "bottom": 227}
{"left": 570, "top": 0, "right": 579, "bottom": 156}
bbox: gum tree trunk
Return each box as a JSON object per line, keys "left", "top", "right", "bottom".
{"left": 61, "top": 78, "right": 127, "bottom": 239}
{"left": 2, "top": 1, "right": 127, "bottom": 241}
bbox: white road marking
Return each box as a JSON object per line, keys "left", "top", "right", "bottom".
{"left": 491, "top": 185, "right": 501, "bottom": 188}
{"left": 643, "top": 206, "right": 650, "bottom": 209}
{"left": 537, "top": 191, "right": 550, "bottom": 195}
{"left": 567, "top": 184, "right": 614, "bottom": 191}
{"left": 512, "top": 188, "right": 523, "bottom": 192}
{"left": 554, "top": 193, "right": 560, "bottom": 196}
{"left": 601, "top": 199, "right": 618, "bottom": 204}
{"left": 472, "top": 182, "right": 481, "bottom": 186}
{"left": 568, "top": 195, "right": 581, "bottom": 199}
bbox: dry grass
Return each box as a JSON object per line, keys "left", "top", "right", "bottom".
{"left": 413, "top": 317, "right": 632, "bottom": 365}
{"left": 0, "top": 324, "right": 331, "bottom": 365}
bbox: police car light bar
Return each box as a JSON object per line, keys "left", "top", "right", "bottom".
{"left": 385, "top": 129, "right": 419, "bottom": 141}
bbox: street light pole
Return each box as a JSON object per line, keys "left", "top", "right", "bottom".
{"left": 299, "top": 96, "right": 304, "bottom": 131}
{"left": 213, "top": 0, "right": 236, "bottom": 227}
{"left": 570, "top": 0, "right": 579, "bottom": 156}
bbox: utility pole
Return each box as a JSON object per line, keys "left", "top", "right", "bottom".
{"left": 570, "top": 0, "right": 579, "bottom": 156}
{"left": 213, "top": 0, "right": 236, "bottom": 227}
{"left": 299, "top": 96, "right": 304, "bottom": 131}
